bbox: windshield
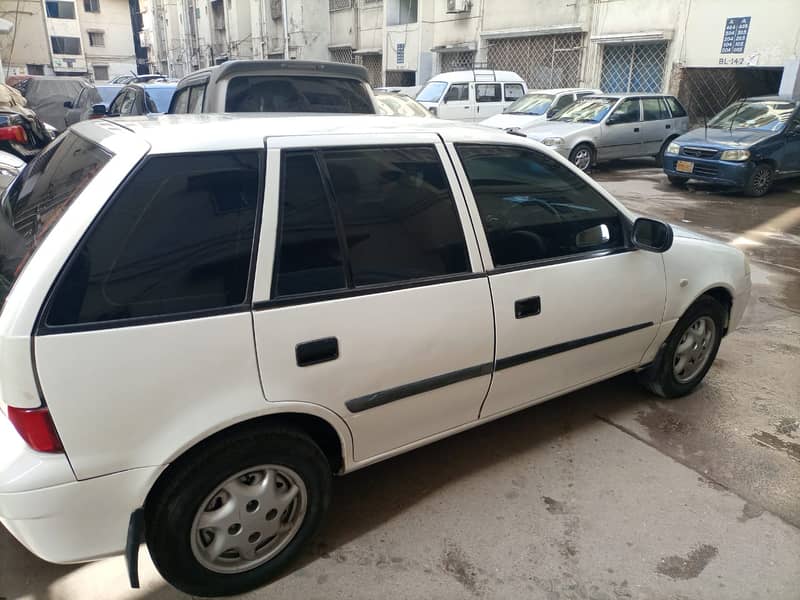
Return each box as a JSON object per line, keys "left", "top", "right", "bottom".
{"left": 416, "top": 81, "right": 448, "bottom": 103}
{"left": 504, "top": 94, "right": 555, "bottom": 115}
{"left": 0, "top": 133, "right": 110, "bottom": 308}
{"left": 97, "top": 86, "right": 121, "bottom": 104}
{"left": 375, "top": 94, "right": 431, "bottom": 117}
{"left": 225, "top": 76, "right": 373, "bottom": 113}
{"left": 554, "top": 98, "right": 615, "bottom": 123}
{"left": 707, "top": 101, "right": 797, "bottom": 131}
{"left": 145, "top": 87, "right": 176, "bottom": 113}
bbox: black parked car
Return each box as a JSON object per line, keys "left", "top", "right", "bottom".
{"left": 95, "top": 82, "right": 177, "bottom": 118}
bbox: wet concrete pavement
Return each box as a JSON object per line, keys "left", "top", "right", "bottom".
{"left": 2, "top": 162, "right": 799, "bottom": 600}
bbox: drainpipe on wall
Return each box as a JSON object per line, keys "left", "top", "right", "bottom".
{"left": 281, "top": 0, "right": 289, "bottom": 58}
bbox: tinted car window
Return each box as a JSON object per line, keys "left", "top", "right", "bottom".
{"left": 642, "top": 97, "right": 669, "bottom": 121}
{"left": 1, "top": 134, "right": 110, "bottom": 308}
{"left": 445, "top": 83, "right": 469, "bottom": 102}
{"left": 225, "top": 76, "right": 373, "bottom": 114}
{"left": 144, "top": 87, "right": 176, "bottom": 113}
{"left": 551, "top": 93, "right": 575, "bottom": 113}
{"left": 457, "top": 144, "right": 624, "bottom": 266}
{"left": 108, "top": 90, "right": 128, "bottom": 115}
{"left": 187, "top": 85, "right": 205, "bottom": 113}
{"left": 610, "top": 98, "right": 640, "bottom": 123}
{"left": 47, "top": 152, "right": 260, "bottom": 327}
{"left": 274, "top": 152, "right": 345, "bottom": 297}
{"left": 476, "top": 84, "right": 501, "bottom": 103}
{"left": 171, "top": 87, "right": 190, "bottom": 113}
{"left": 665, "top": 97, "right": 687, "bottom": 118}
{"left": 322, "top": 146, "right": 469, "bottom": 286}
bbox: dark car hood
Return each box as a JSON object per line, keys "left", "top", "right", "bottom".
{"left": 677, "top": 127, "right": 778, "bottom": 148}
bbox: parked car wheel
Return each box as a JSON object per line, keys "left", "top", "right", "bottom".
{"left": 744, "top": 163, "right": 773, "bottom": 197}
{"left": 639, "top": 295, "right": 725, "bottom": 398}
{"left": 667, "top": 175, "right": 689, "bottom": 187}
{"left": 145, "top": 425, "right": 332, "bottom": 597}
{"left": 569, "top": 143, "right": 594, "bottom": 172}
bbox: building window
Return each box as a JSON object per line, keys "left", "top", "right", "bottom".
{"left": 51, "top": 36, "right": 82, "bottom": 55}
{"left": 93, "top": 65, "right": 109, "bottom": 80}
{"left": 329, "top": 0, "right": 352, "bottom": 10}
{"left": 88, "top": 31, "right": 105, "bottom": 47}
{"left": 45, "top": 1, "right": 76, "bottom": 19}
{"left": 356, "top": 54, "right": 382, "bottom": 87}
{"left": 439, "top": 50, "right": 474, "bottom": 73}
{"left": 600, "top": 42, "right": 668, "bottom": 94}
{"left": 26, "top": 64, "right": 45, "bottom": 75}
{"left": 387, "top": 0, "right": 416, "bottom": 26}
{"left": 487, "top": 34, "right": 583, "bottom": 88}
{"left": 83, "top": 0, "right": 100, "bottom": 12}
{"left": 329, "top": 47, "right": 354, "bottom": 64}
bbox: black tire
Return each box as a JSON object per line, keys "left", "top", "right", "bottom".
{"left": 743, "top": 163, "right": 773, "bottom": 197}
{"left": 569, "top": 143, "right": 594, "bottom": 172}
{"left": 145, "top": 425, "right": 332, "bottom": 597}
{"left": 655, "top": 138, "right": 674, "bottom": 168}
{"left": 639, "top": 295, "right": 726, "bottom": 398}
{"left": 667, "top": 174, "right": 689, "bottom": 187}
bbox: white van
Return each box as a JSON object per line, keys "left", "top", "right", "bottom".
{"left": 416, "top": 70, "right": 527, "bottom": 121}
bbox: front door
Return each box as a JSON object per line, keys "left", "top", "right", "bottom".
{"left": 450, "top": 143, "right": 665, "bottom": 418}
{"left": 781, "top": 110, "right": 800, "bottom": 173}
{"left": 438, "top": 83, "right": 474, "bottom": 121}
{"left": 598, "top": 97, "right": 643, "bottom": 160}
{"left": 252, "top": 133, "right": 494, "bottom": 462}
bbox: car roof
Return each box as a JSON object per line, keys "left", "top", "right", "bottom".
{"left": 587, "top": 93, "right": 672, "bottom": 99}
{"left": 175, "top": 59, "right": 370, "bottom": 89}
{"left": 426, "top": 70, "right": 525, "bottom": 84}
{"left": 743, "top": 95, "right": 799, "bottom": 103}
{"left": 128, "top": 82, "right": 177, "bottom": 89}
{"left": 73, "top": 114, "right": 521, "bottom": 154}
{"left": 527, "top": 88, "right": 601, "bottom": 95}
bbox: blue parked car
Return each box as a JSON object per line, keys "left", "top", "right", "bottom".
{"left": 663, "top": 96, "right": 800, "bottom": 196}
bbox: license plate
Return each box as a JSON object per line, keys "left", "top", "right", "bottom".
{"left": 676, "top": 160, "right": 694, "bottom": 174}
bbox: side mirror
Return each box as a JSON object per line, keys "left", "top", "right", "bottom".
{"left": 546, "top": 108, "right": 558, "bottom": 118}
{"left": 575, "top": 223, "right": 610, "bottom": 249}
{"left": 91, "top": 103, "right": 108, "bottom": 116}
{"left": 632, "top": 217, "right": 673, "bottom": 253}
{"left": 63, "top": 100, "right": 74, "bottom": 109}
{"left": 606, "top": 116, "right": 619, "bottom": 125}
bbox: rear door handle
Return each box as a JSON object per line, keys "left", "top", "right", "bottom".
{"left": 296, "top": 337, "right": 339, "bottom": 367}
{"left": 515, "top": 296, "right": 541, "bottom": 319}
{"left": 666, "top": 124, "right": 671, "bottom": 129}
{"left": 634, "top": 127, "right": 640, "bottom": 132}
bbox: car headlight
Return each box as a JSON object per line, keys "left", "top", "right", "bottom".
{"left": 666, "top": 142, "right": 680, "bottom": 155}
{"left": 720, "top": 149, "right": 750, "bottom": 161}
{"left": 542, "top": 137, "right": 564, "bottom": 148}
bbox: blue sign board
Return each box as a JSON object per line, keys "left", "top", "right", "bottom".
{"left": 721, "top": 17, "right": 750, "bottom": 54}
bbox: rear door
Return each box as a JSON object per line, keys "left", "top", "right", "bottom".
{"left": 640, "top": 97, "right": 672, "bottom": 155}
{"left": 438, "top": 83, "right": 474, "bottom": 121}
{"left": 475, "top": 83, "right": 504, "bottom": 121}
{"left": 598, "top": 97, "right": 643, "bottom": 159}
{"left": 251, "top": 133, "right": 494, "bottom": 463}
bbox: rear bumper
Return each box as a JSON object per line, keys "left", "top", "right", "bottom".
{"left": 663, "top": 155, "right": 753, "bottom": 187}
{"left": 0, "top": 416, "right": 163, "bottom": 563}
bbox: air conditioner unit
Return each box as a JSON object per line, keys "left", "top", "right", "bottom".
{"left": 446, "top": 0, "right": 470, "bottom": 13}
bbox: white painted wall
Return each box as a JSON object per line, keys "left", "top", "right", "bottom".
{"left": 78, "top": 0, "right": 136, "bottom": 80}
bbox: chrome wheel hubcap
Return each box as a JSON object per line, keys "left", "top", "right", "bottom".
{"left": 190, "top": 465, "right": 307, "bottom": 574}
{"left": 573, "top": 149, "right": 591, "bottom": 170}
{"left": 673, "top": 316, "right": 716, "bottom": 384}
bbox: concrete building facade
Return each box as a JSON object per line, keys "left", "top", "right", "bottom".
{"left": 0, "top": 0, "right": 137, "bottom": 80}
{"left": 137, "top": 0, "right": 799, "bottom": 117}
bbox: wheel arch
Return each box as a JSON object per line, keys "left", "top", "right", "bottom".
{"left": 697, "top": 285, "right": 733, "bottom": 334}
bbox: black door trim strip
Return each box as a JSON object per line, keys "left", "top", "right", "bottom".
{"left": 495, "top": 321, "right": 654, "bottom": 372}
{"left": 345, "top": 362, "right": 493, "bottom": 413}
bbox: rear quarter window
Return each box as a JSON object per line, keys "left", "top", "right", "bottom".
{"left": 0, "top": 133, "right": 110, "bottom": 309}
{"left": 225, "top": 76, "right": 374, "bottom": 114}
{"left": 666, "top": 97, "right": 687, "bottom": 118}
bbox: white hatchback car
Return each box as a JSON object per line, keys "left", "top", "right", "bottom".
{"left": 0, "top": 115, "right": 750, "bottom": 597}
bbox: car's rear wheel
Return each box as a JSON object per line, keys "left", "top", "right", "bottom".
{"left": 667, "top": 174, "right": 689, "bottom": 187}
{"left": 145, "top": 425, "right": 331, "bottom": 597}
{"left": 639, "top": 295, "right": 726, "bottom": 398}
{"left": 744, "top": 163, "right": 773, "bottom": 197}
{"left": 569, "top": 143, "right": 594, "bottom": 172}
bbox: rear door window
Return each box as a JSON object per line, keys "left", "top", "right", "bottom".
{"left": 225, "top": 76, "right": 373, "bottom": 114}
{"left": 476, "top": 84, "right": 501, "bottom": 103}
{"left": 0, "top": 133, "right": 110, "bottom": 308}
{"left": 45, "top": 151, "right": 261, "bottom": 328}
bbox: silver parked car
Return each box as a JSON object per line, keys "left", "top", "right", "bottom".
{"left": 525, "top": 93, "right": 689, "bottom": 171}
{"left": 480, "top": 88, "right": 601, "bottom": 131}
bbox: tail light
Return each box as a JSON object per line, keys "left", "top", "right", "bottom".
{"left": 0, "top": 125, "right": 28, "bottom": 143}
{"left": 7, "top": 406, "right": 63, "bottom": 453}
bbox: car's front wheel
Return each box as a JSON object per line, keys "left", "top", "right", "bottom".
{"left": 569, "top": 143, "right": 594, "bottom": 172}
{"left": 640, "top": 295, "right": 726, "bottom": 398}
{"left": 145, "top": 425, "right": 331, "bottom": 597}
{"left": 744, "top": 163, "right": 773, "bottom": 197}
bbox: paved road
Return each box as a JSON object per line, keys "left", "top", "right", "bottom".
{"left": 2, "top": 161, "right": 798, "bottom": 600}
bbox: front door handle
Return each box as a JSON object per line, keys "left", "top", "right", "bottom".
{"left": 666, "top": 124, "right": 671, "bottom": 129}
{"left": 515, "top": 296, "right": 541, "bottom": 319}
{"left": 296, "top": 337, "right": 339, "bottom": 367}
{"left": 634, "top": 127, "right": 640, "bottom": 132}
